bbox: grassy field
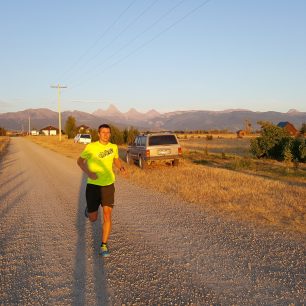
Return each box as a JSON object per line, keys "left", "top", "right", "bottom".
{"left": 179, "top": 134, "right": 253, "bottom": 155}
{"left": 5, "top": 135, "right": 306, "bottom": 234}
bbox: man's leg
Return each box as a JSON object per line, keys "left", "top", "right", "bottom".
{"left": 86, "top": 184, "right": 100, "bottom": 222}
{"left": 102, "top": 206, "right": 112, "bottom": 244}
{"left": 88, "top": 211, "right": 98, "bottom": 222}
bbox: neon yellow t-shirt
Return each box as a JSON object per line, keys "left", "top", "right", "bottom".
{"left": 80, "top": 141, "right": 119, "bottom": 186}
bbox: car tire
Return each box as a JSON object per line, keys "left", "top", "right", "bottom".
{"left": 126, "top": 153, "right": 134, "bottom": 165}
{"left": 138, "top": 156, "right": 147, "bottom": 169}
{"left": 172, "top": 159, "right": 179, "bottom": 167}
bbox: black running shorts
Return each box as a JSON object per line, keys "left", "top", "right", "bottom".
{"left": 86, "top": 183, "right": 115, "bottom": 212}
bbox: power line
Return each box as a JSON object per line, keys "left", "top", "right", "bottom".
{"left": 70, "top": 0, "right": 188, "bottom": 87}
{"left": 57, "top": 0, "right": 137, "bottom": 82}
{"left": 71, "top": 0, "right": 214, "bottom": 89}
{"left": 63, "top": 0, "right": 159, "bottom": 84}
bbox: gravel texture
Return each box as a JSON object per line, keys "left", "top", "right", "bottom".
{"left": 0, "top": 137, "right": 305, "bottom": 305}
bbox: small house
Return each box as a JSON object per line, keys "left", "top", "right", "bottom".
{"left": 277, "top": 122, "right": 298, "bottom": 136}
{"left": 30, "top": 129, "right": 40, "bottom": 136}
{"left": 40, "top": 126, "right": 59, "bottom": 136}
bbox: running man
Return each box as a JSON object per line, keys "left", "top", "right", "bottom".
{"left": 77, "top": 124, "right": 126, "bottom": 257}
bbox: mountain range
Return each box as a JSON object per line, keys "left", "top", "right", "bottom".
{"left": 0, "top": 104, "right": 305, "bottom": 132}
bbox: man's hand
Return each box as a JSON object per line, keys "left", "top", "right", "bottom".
{"left": 77, "top": 157, "right": 98, "bottom": 180}
{"left": 119, "top": 166, "right": 128, "bottom": 177}
{"left": 88, "top": 172, "right": 98, "bottom": 180}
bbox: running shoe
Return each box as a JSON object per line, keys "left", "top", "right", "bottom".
{"left": 100, "top": 244, "right": 110, "bottom": 257}
{"left": 84, "top": 207, "right": 88, "bottom": 218}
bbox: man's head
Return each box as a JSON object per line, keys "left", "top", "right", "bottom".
{"left": 98, "top": 124, "right": 111, "bottom": 144}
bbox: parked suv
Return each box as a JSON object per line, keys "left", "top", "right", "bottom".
{"left": 74, "top": 133, "right": 92, "bottom": 144}
{"left": 126, "top": 132, "right": 182, "bottom": 168}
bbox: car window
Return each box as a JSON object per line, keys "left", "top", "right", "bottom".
{"left": 81, "top": 134, "right": 91, "bottom": 139}
{"left": 140, "top": 136, "right": 146, "bottom": 146}
{"left": 148, "top": 135, "right": 178, "bottom": 146}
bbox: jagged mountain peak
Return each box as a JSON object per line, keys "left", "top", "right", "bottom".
{"left": 1, "top": 107, "right": 305, "bottom": 132}
{"left": 287, "top": 109, "right": 299, "bottom": 114}
{"left": 126, "top": 107, "right": 139, "bottom": 114}
{"left": 92, "top": 104, "right": 122, "bottom": 117}
{"left": 145, "top": 109, "right": 160, "bottom": 117}
{"left": 106, "top": 104, "right": 120, "bottom": 113}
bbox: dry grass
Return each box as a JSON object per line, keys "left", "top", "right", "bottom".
{"left": 126, "top": 160, "right": 306, "bottom": 234}
{"left": 0, "top": 136, "right": 10, "bottom": 155}
{"left": 24, "top": 135, "right": 306, "bottom": 234}
{"left": 177, "top": 132, "right": 239, "bottom": 139}
{"left": 26, "top": 135, "right": 85, "bottom": 158}
{"left": 180, "top": 136, "right": 253, "bottom": 156}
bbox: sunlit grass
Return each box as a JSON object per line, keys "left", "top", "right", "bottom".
{"left": 179, "top": 135, "right": 253, "bottom": 155}
{"left": 125, "top": 159, "right": 306, "bottom": 233}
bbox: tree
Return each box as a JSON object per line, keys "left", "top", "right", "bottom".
{"left": 90, "top": 129, "right": 99, "bottom": 142}
{"left": 110, "top": 124, "right": 124, "bottom": 145}
{"left": 292, "top": 137, "right": 306, "bottom": 162}
{"left": 250, "top": 121, "right": 290, "bottom": 160}
{"left": 65, "top": 116, "right": 77, "bottom": 139}
{"left": 300, "top": 123, "right": 306, "bottom": 135}
{"left": 250, "top": 121, "right": 305, "bottom": 162}
{"left": 123, "top": 126, "right": 139, "bottom": 144}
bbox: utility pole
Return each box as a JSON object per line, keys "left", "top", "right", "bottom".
{"left": 50, "top": 84, "right": 67, "bottom": 141}
{"left": 28, "top": 114, "right": 31, "bottom": 135}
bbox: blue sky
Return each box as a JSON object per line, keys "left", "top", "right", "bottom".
{"left": 0, "top": 0, "right": 305, "bottom": 114}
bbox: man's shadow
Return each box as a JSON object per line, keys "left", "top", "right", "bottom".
{"left": 72, "top": 173, "right": 109, "bottom": 304}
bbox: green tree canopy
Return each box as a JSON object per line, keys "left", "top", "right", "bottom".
{"left": 250, "top": 121, "right": 305, "bottom": 162}
{"left": 110, "top": 125, "right": 124, "bottom": 145}
{"left": 65, "top": 116, "right": 77, "bottom": 139}
{"left": 123, "top": 126, "right": 139, "bottom": 144}
{"left": 90, "top": 129, "right": 99, "bottom": 142}
{"left": 300, "top": 123, "right": 306, "bottom": 135}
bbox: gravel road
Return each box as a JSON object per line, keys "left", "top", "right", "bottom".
{"left": 1, "top": 137, "right": 305, "bottom": 305}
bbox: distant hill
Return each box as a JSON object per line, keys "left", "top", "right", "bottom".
{"left": 0, "top": 106, "right": 305, "bottom": 132}
{"left": 154, "top": 110, "right": 306, "bottom": 131}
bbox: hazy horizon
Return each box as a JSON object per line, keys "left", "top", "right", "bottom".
{"left": 1, "top": 1, "right": 305, "bottom": 114}
{"left": 0, "top": 104, "right": 304, "bottom": 116}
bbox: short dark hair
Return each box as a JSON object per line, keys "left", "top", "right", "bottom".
{"left": 98, "top": 124, "right": 111, "bottom": 132}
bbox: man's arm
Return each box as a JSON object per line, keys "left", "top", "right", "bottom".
{"left": 77, "top": 157, "right": 98, "bottom": 180}
{"left": 114, "top": 157, "right": 126, "bottom": 175}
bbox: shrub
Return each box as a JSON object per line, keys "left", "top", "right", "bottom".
{"left": 229, "top": 157, "right": 254, "bottom": 170}
{"left": 0, "top": 127, "right": 6, "bottom": 136}
{"left": 292, "top": 137, "right": 306, "bottom": 162}
{"left": 250, "top": 121, "right": 290, "bottom": 160}
{"left": 300, "top": 123, "right": 306, "bottom": 135}
{"left": 271, "top": 136, "right": 293, "bottom": 161}
{"left": 250, "top": 121, "right": 305, "bottom": 162}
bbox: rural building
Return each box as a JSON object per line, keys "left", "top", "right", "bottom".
{"left": 40, "top": 126, "right": 60, "bottom": 136}
{"left": 277, "top": 122, "right": 298, "bottom": 136}
{"left": 236, "top": 130, "right": 246, "bottom": 138}
{"left": 77, "top": 124, "right": 90, "bottom": 133}
{"left": 30, "top": 129, "right": 40, "bottom": 136}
